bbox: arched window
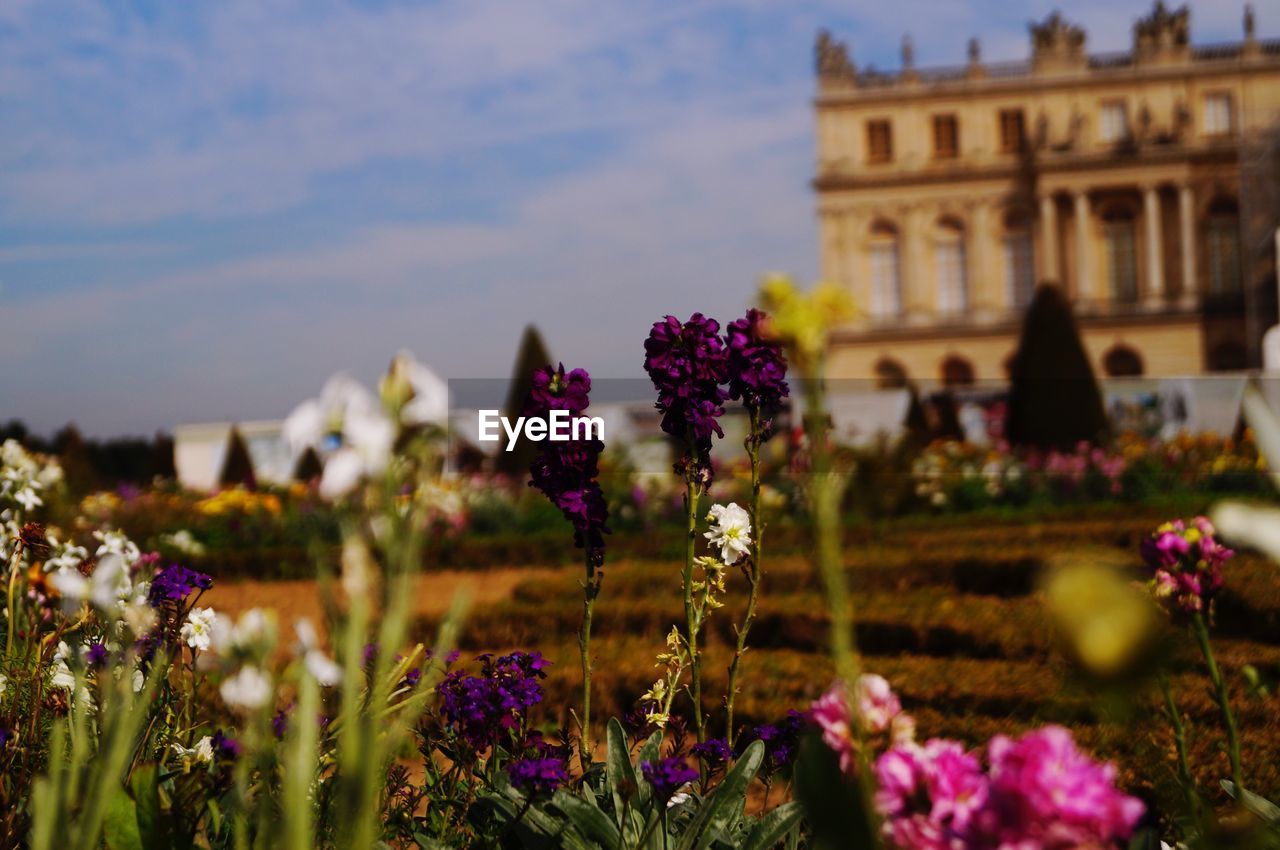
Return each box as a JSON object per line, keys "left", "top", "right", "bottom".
{"left": 1103, "top": 344, "right": 1144, "bottom": 377}
{"left": 1002, "top": 210, "right": 1035, "bottom": 310}
{"left": 1204, "top": 197, "right": 1241, "bottom": 295}
{"left": 869, "top": 221, "right": 903, "bottom": 320}
{"left": 935, "top": 218, "right": 968, "bottom": 316}
{"left": 1101, "top": 205, "right": 1139, "bottom": 303}
{"left": 940, "top": 355, "right": 975, "bottom": 387}
{"left": 873, "top": 357, "right": 909, "bottom": 389}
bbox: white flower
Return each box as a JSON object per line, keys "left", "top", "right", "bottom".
{"left": 220, "top": 666, "right": 273, "bottom": 712}
{"left": 212, "top": 608, "right": 276, "bottom": 656}
{"left": 161, "top": 530, "right": 206, "bottom": 558}
{"left": 287, "top": 373, "right": 396, "bottom": 499}
{"left": 14, "top": 487, "right": 41, "bottom": 511}
{"left": 93, "top": 530, "right": 141, "bottom": 567}
{"left": 0, "top": 672, "right": 7, "bottom": 697}
{"left": 667, "top": 791, "right": 691, "bottom": 809}
{"left": 181, "top": 608, "right": 219, "bottom": 652}
{"left": 703, "top": 502, "right": 753, "bottom": 563}
{"left": 294, "top": 618, "right": 342, "bottom": 687}
{"left": 132, "top": 668, "right": 145, "bottom": 693}
{"left": 172, "top": 735, "right": 215, "bottom": 765}
{"left": 382, "top": 350, "right": 449, "bottom": 427}
{"left": 50, "top": 642, "right": 77, "bottom": 691}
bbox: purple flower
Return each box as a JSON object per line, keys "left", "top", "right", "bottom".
{"left": 272, "top": 706, "right": 290, "bottom": 740}
{"left": 526, "top": 363, "right": 592, "bottom": 417}
{"left": 211, "top": 730, "right": 242, "bottom": 760}
{"left": 437, "top": 652, "right": 549, "bottom": 752}
{"left": 738, "top": 710, "right": 806, "bottom": 774}
{"left": 147, "top": 564, "right": 213, "bottom": 607}
{"left": 726, "top": 309, "right": 789, "bottom": 414}
{"left": 644, "top": 313, "right": 729, "bottom": 481}
{"left": 507, "top": 757, "right": 569, "bottom": 797}
{"left": 526, "top": 365, "right": 610, "bottom": 566}
{"left": 690, "top": 737, "right": 732, "bottom": 772}
{"left": 85, "top": 642, "right": 109, "bottom": 670}
{"left": 642, "top": 757, "right": 698, "bottom": 803}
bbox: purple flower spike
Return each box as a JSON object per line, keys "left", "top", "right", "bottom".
{"left": 642, "top": 756, "right": 698, "bottom": 803}
{"left": 644, "top": 313, "right": 730, "bottom": 482}
{"left": 526, "top": 364, "right": 610, "bottom": 566}
{"left": 726, "top": 309, "right": 789, "bottom": 415}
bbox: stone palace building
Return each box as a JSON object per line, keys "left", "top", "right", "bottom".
{"left": 814, "top": 4, "right": 1280, "bottom": 386}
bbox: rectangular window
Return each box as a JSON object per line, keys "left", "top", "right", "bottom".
{"left": 999, "top": 109, "right": 1025, "bottom": 154}
{"left": 933, "top": 114, "right": 959, "bottom": 159}
{"left": 867, "top": 119, "right": 893, "bottom": 164}
{"left": 1100, "top": 100, "right": 1129, "bottom": 143}
{"left": 1104, "top": 221, "right": 1138, "bottom": 303}
{"left": 870, "top": 242, "right": 902, "bottom": 318}
{"left": 936, "top": 238, "right": 967, "bottom": 314}
{"left": 1204, "top": 92, "right": 1233, "bottom": 136}
{"left": 1003, "top": 233, "right": 1034, "bottom": 309}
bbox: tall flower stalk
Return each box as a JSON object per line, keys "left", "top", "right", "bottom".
{"left": 525, "top": 364, "right": 608, "bottom": 770}
{"left": 644, "top": 314, "right": 729, "bottom": 744}
{"left": 1140, "top": 516, "right": 1245, "bottom": 794}
{"left": 722, "top": 309, "right": 788, "bottom": 746}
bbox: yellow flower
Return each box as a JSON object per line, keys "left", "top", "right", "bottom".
{"left": 757, "top": 274, "right": 854, "bottom": 366}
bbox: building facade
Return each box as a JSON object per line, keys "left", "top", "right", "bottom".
{"left": 814, "top": 4, "right": 1280, "bottom": 387}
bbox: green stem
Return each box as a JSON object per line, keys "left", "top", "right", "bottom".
{"left": 682, "top": 475, "right": 705, "bottom": 744}
{"left": 803, "top": 371, "right": 859, "bottom": 687}
{"left": 725, "top": 406, "right": 764, "bottom": 747}
{"left": 1192, "top": 612, "right": 1244, "bottom": 794}
{"left": 5, "top": 548, "right": 20, "bottom": 659}
{"left": 1159, "top": 671, "right": 1200, "bottom": 816}
{"left": 578, "top": 553, "right": 600, "bottom": 773}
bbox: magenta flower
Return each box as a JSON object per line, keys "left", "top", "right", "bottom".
{"left": 874, "top": 740, "right": 988, "bottom": 850}
{"left": 986, "top": 725, "right": 1144, "bottom": 849}
{"left": 1140, "top": 517, "right": 1232, "bottom": 616}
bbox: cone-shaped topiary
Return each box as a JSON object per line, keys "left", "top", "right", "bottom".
{"left": 494, "top": 325, "right": 553, "bottom": 479}
{"left": 1006, "top": 283, "right": 1109, "bottom": 450}
{"left": 218, "top": 425, "right": 257, "bottom": 489}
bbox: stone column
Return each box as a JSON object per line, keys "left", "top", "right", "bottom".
{"left": 1179, "top": 185, "right": 1197, "bottom": 308}
{"left": 1074, "top": 191, "right": 1094, "bottom": 308}
{"left": 1143, "top": 185, "right": 1165, "bottom": 307}
{"left": 903, "top": 205, "right": 929, "bottom": 324}
{"left": 970, "top": 202, "right": 994, "bottom": 320}
{"left": 1039, "top": 194, "right": 1059, "bottom": 283}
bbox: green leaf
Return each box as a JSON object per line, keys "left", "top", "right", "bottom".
{"left": 793, "top": 733, "right": 877, "bottom": 850}
{"left": 678, "top": 740, "right": 763, "bottom": 850}
{"left": 129, "top": 764, "right": 169, "bottom": 850}
{"left": 1221, "top": 780, "right": 1280, "bottom": 824}
{"left": 552, "top": 789, "right": 619, "bottom": 847}
{"left": 102, "top": 791, "right": 144, "bottom": 850}
{"left": 606, "top": 717, "right": 646, "bottom": 842}
{"left": 634, "top": 730, "right": 663, "bottom": 810}
{"left": 741, "top": 802, "right": 804, "bottom": 850}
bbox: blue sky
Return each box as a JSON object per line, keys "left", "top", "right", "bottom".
{"left": 0, "top": 0, "right": 1269, "bottom": 436}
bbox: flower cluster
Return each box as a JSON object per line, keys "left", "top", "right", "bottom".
{"left": 813, "top": 676, "right": 1143, "bottom": 850}
{"left": 507, "top": 757, "right": 569, "bottom": 797}
{"left": 642, "top": 756, "right": 699, "bottom": 804}
{"left": 877, "top": 725, "right": 1144, "bottom": 850}
{"left": 1140, "top": 516, "right": 1233, "bottom": 615}
{"left": 148, "top": 563, "right": 213, "bottom": 606}
{"left": 811, "top": 675, "right": 915, "bottom": 776}
{"left": 525, "top": 364, "right": 610, "bottom": 566}
{"left": 736, "top": 710, "right": 807, "bottom": 776}
{"left": 726, "top": 308, "right": 789, "bottom": 414}
{"left": 437, "top": 652, "right": 549, "bottom": 752}
{"left": 703, "top": 502, "right": 752, "bottom": 564}
{"left": 644, "top": 313, "right": 730, "bottom": 481}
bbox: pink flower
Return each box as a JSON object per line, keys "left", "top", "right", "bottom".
{"left": 855, "top": 673, "right": 903, "bottom": 734}
{"left": 986, "top": 726, "right": 1144, "bottom": 849}
{"left": 811, "top": 685, "right": 857, "bottom": 776}
{"left": 875, "top": 740, "right": 988, "bottom": 850}
{"left": 1140, "top": 517, "right": 1233, "bottom": 616}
